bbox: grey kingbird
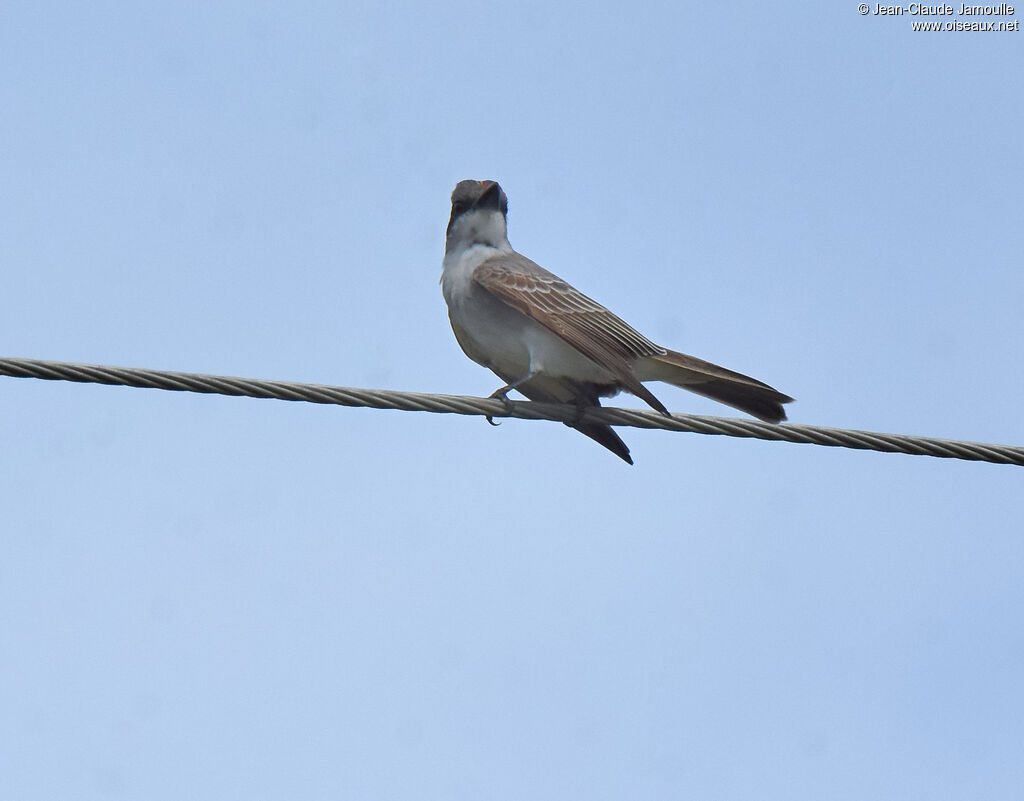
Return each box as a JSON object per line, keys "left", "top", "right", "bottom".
{"left": 441, "top": 179, "right": 793, "bottom": 464}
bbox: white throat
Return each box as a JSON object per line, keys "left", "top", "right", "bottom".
{"left": 442, "top": 208, "right": 513, "bottom": 302}
{"left": 445, "top": 208, "right": 511, "bottom": 258}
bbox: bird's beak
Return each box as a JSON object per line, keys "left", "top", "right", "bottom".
{"left": 475, "top": 180, "right": 501, "bottom": 209}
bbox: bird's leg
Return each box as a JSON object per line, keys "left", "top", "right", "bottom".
{"left": 571, "top": 395, "right": 592, "bottom": 426}
{"left": 485, "top": 370, "right": 536, "bottom": 426}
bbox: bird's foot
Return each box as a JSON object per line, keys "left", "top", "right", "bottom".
{"left": 485, "top": 387, "right": 515, "bottom": 426}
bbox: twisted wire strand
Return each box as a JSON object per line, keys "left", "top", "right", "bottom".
{"left": 2, "top": 356, "right": 1022, "bottom": 466}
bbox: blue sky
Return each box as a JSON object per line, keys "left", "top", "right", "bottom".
{"left": 2, "top": 3, "right": 1022, "bottom": 799}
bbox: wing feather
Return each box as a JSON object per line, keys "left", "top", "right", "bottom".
{"left": 473, "top": 253, "right": 668, "bottom": 413}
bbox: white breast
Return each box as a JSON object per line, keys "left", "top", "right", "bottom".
{"left": 441, "top": 244, "right": 615, "bottom": 385}
{"left": 441, "top": 243, "right": 503, "bottom": 305}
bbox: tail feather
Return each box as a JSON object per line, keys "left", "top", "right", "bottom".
{"left": 513, "top": 376, "right": 634, "bottom": 464}
{"left": 638, "top": 350, "right": 793, "bottom": 424}
{"left": 568, "top": 420, "right": 633, "bottom": 464}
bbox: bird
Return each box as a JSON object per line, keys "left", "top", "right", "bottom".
{"left": 440, "top": 179, "right": 793, "bottom": 464}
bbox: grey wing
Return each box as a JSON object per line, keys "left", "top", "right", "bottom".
{"left": 473, "top": 253, "right": 669, "bottom": 414}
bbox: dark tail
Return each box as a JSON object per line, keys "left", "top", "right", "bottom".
{"left": 569, "top": 421, "right": 633, "bottom": 464}
{"left": 514, "top": 377, "right": 635, "bottom": 464}
{"left": 639, "top": 350, "right": 793, "bottom": 424}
